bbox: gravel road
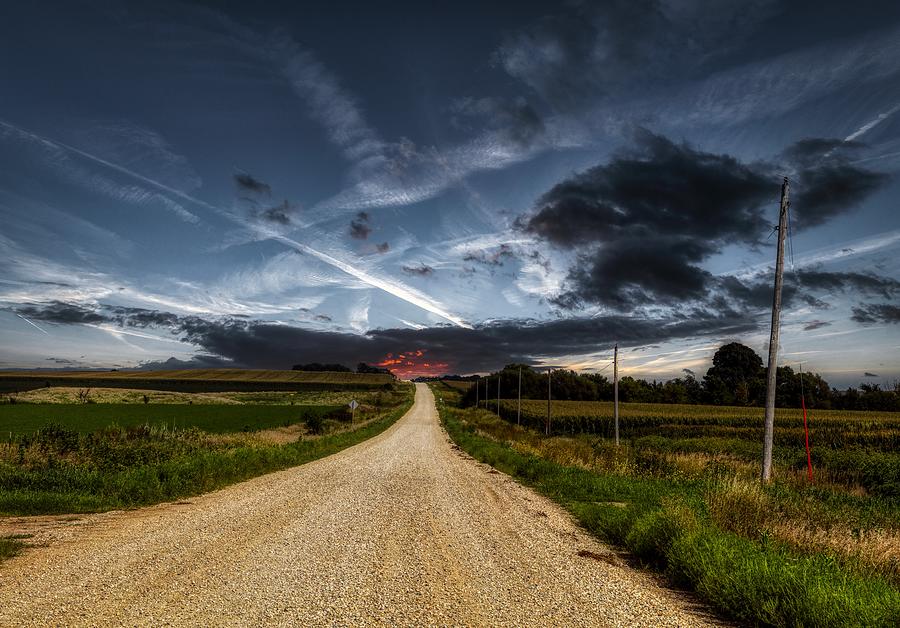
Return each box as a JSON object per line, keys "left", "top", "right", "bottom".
{"left": 0, "top": 384, "right": 719, "bottom": 626}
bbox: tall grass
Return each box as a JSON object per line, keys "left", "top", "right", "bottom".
{"left": 437, "top": 388, "right": 900, "bottom": 627}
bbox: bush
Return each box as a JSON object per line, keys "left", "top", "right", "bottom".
{"left": 304, "top": 413, "right": 325, "bottom": 435}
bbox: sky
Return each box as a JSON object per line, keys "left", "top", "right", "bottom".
{"left": 1, "top": 0, "right": 900, "bottom": 384}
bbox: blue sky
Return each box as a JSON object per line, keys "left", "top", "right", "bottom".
{"left": 1, "top": 1, "right": 899, "bottom": 384}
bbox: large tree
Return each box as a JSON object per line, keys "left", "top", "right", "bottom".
{"left": 703, "top": 342, "right": 764, "bottom": 405}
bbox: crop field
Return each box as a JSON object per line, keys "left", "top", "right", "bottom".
{"left": 440, "top": 386, "right": 900, "bottom": 625}
{"left": 0, "top": 368, "right": 394, "bottom": 394}
{"left": 0, "top": 403, "right": 344, "bottom": 436}
{"left": 494, "top": 398, "right": 900, "bottom": 496}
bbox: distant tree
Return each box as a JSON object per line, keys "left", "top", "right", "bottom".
{"left": 356, "top": 362, "right": 393, "bottom": 376}
{"left": 292, "top": 362, "right": 351, "bottom": 372}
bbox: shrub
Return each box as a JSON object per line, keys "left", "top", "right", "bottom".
{"left": 304, "top": 413, "right": 325, "bottom": 435}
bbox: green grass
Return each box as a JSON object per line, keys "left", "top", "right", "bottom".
{"left": 0, "top": 384, "right": 414, "bottom": 516}
{"left": 0, "top": 403, "right": 343, "bottom": 435}
{"left": 437, "top": 389, "right": 900, "bottom": 627}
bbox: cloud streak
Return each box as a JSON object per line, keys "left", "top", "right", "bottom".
{"left": 0, "top": 119, "right": 469, "bottom": 328}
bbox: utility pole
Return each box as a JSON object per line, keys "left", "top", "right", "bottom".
{"left": 496, "top": 373, "right": 500, "bottom": 415}
{"left": 517, "top": 367, "right": 522, "bottom": 426}
{"left": 762, "top": 177, "right": 790, "bottom": 483}
{"left": 546, "top": 368, "right": 552, "bottom": 435}
{"left": 614, "top": 343, "right": 619, "bottom": 446}
{"left": 486, "top": 377, "right": 490, "bottom": 411}
{"left": 476, "top": 375, "right": 479, "bottom": 408}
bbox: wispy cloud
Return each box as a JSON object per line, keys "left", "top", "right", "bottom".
{"left": 0, "top": 119, "right": 201, "bottom": 224}
{"left": 0, "top": 119, "right": 470, "bottom": 328}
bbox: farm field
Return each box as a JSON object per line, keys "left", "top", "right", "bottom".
{"left": 9, "top": 386, "right": 405, "bottom": 407}
{"left": 0, "top": 368, "right": 394, "bottom": 394}
{"left": 0, "top": 382, "right": 415, "bottom": 515}
{"left": 441, "top": 386, "right": 900, "bottom": 626}
{"left": 495, "top": 398, "right": 900, "bottom": 495}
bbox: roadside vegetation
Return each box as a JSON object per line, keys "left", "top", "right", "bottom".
{"left": 433, "top": 383, "right": 900, "bottom": 627}
{"left": 0, "top": 384, "right": 413, "bottom": 517}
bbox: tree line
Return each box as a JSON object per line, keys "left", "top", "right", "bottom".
{"left": 457, "top": 342, "right": 900, "bottom": 412}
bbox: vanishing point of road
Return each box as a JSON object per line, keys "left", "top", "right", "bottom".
{"left": 0, "top": 384, "right": 718, "bottom": 626}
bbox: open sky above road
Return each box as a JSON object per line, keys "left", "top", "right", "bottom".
{"left": 2, "top": 1, "right": 900, "bottom": 384}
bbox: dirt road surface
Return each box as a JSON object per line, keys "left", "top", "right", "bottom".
{"left": 0, "top": 384, "right": 718, "bottom": 626}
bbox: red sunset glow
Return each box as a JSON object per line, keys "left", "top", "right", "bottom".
{"left": 376, "top": 349, "right": 449, "bottom": 379}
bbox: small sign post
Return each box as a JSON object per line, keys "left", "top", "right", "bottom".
{"left": 349, "top": 399, "right": 359, "bottom": 424}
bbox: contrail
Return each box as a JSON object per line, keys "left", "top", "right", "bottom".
{"left": 843, "top": 103, "right": 900, "bottom": 142}
{"left": 16, "top": 313, "right": 49, "bottom": 335}
{"left": 0, "top": 119, "right": 469, "bottom": 328}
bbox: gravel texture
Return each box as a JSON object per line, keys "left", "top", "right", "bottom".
{"left": 0, "top": 383, "right": 720, "bottom": 626}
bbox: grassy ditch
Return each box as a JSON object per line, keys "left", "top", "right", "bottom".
{"left": 0, "top": 384, "right": 413, "bottom": 516}
{"left": 435, "top": 389, "right": 900, "bottom": 627}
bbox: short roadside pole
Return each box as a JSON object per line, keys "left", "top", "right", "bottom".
{"left": 349, "top": 399, "right": 359, "bottom": 424}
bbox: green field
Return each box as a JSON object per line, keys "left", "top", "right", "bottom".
{"left": 0, "top": 403, "right": 344, "bottom": 435}
{"left": 0, "top": 383, "right": 415, "bottom": 516}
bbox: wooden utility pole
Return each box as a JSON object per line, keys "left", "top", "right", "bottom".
{"left": 762, "top": 177, "right": 790, "bottom": 483}
{"left": 614, "top": 344, "right": 619, "bottom": 446}
{"left": 475, "top": 375, "right": 479, "bottom": 408}
{"left": 486, "top": 376, "right": 490, "bottom": 411}
{"left": 517, "top": 367, "right": 522, "bottom": 425}
{"left": 546, "top": 368, "right": 552, "bottom": 435}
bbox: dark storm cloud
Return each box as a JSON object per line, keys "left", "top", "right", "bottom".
{"left": 851, "top": 303, "right": 900, "bottom": 324}
{"left": 715, "top": 270, "right": 900, "bottom": 313}
{"left": 864, "top": 372, "right": 879, "bottom": 378}
{"left": 349, "top": 211, "right": 372, "bottom": 240}
{"left": 16, "top": 301, "right": 106, "bottom": 324}
{"left": 110, "top": 307, "right": 181, "bottom": 328}
{"left": 166, "top": 308, "right": 759, "bottom": 373}
{"left": 553, "top": 237, "right": 713, "bottom": 309}
{"left": 401, "top": 264, "right": 434, "bottom": 277}
{"left": 782, "top": 140, "right": 891, "bottom": 229}
{"left": 795, "top": 270, "right": 900, "bottom": 299}
{"left": 525, "top": 130, "right": 891, "bottom": 311}
{"left": 12, "top": 297, "right": 760, "bottom": 373}
{"left": 233, "top": 172, "right": 272, "bottom": 196}
{"left": 524, "top": 130, "right": 773, "bottom": 249}
{"left": 375, "top": 242, "right": 390, "bottom": 254}
{"left": 803, "top": 320, "right": 831, "bottom": 331}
